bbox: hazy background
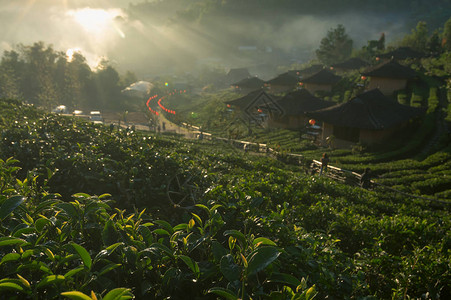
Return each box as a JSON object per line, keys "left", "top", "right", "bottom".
{"left": 1, "top": 0, "right": 449, "bottom": 79}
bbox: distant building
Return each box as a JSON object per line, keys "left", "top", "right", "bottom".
{"left": 299, "top": 69, "right": 341, "bottom": 94}
{"left": 361, "top": 60, "right": 417, "bottom": 96}
{"left": 265, "top": 72, "right": 299, "bottom": 93}
{"left": 306, "top": 89, "right": 425, "bottom": 148}
{"left": 231, "top": 77, "right": 265, "bottom": 94}
{"left": 330, "top": 57, "right": 369, "bottom": 74}
{"left": 262, "top": 89, "right": 334, "bottom": 129}
{"left": 121, "top": 81, "right": 153, "bottom": 98}
{"left": 296, "top": 64, "right": 324, "bottom": 78}
{"left": 226, "top": 68, "right": 251, "bottom": 85}
{"left": 225, "top": 89, "right": 281, "bottom": 111}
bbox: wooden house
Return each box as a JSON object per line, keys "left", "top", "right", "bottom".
{"left": 263, "top": 89, "right": 334, "bottom": 129}
{"left": 297, "top": 64, "right": 324, "bottom": 78}
{"left": 265, "top": 72, "right": 299, "bottom": 93}
{"left": 306, "top": 89, "right": 425, "bottom": 148}
{"left": 225, "top": 89, "right": 281, "bottom": 111}
{"left": 330, "top": 57, "right": 369, "bottom": 74}
{"left": 231, "top": 77, "right": 265, "bottom": 93}
{"left": 361, "top": 60, "right": 417, "bottom": 96}
{"left": 299, "top": 69, "right": 341, "bottom": 94}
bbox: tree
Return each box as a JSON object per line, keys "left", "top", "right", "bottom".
{"left": 0, "top": 50, "right": 24, "bottom": 100}
{"left": 443, "top": 16, "right": 451, "bottom": 51}
{"left": 316, "top": 24, "right": 353, "bottom": 65}
{"left": 401, "top": 21, "right": 428, "bottom": 52}
{"left": 427, "top": 29, "right": 442, "bottom": 55}
{"left": 94, "top": 59, "right": 122, "bottom": 109}
{"left": 18, "top": 42, "right": 60, "bottom": 109}
{"left": 120, "top": 71, "right": 138, "bottom": 88}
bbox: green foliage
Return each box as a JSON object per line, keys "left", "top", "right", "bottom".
{"left": 0, "top": 42, "right": 132, "bottom": 112}
{"left": 0, "top": 99, "right": 449, "bottom": 299}
{"left": 316, "top": 24, "right": 353, "bottom": 65}
{"left": 401, "top": 21, "right": 429, "bottom": 52}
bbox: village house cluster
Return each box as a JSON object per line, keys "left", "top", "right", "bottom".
{"left": 225, "top": 47, "right": 426, "bottom": 148}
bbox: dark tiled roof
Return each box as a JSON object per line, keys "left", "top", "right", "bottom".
{"left": 266, "top": 72, "right": 299, "bottom": 86}
{"left": 300, "top": 69, "right": 341, "bottom": 85}
{"left": 378, "top": 47, "right": 425, "bottom": 60}
{"left": 361, "top": 60, "right": 417, "bottom": 79}
{"left": 227, "top": 68, "right": 251, "bottom": 77}
{"left": 263, "top": 89, "right": 334, "bottom": 115}
{"left": 232, "top": 77, "right": 265, "bottom": 89}
{"left": 331, "top": 57, "right": 369, "bottom": 70}
{"left": 225, "top": 89, "right": 281, "bottom": 109}
{"left": 298, "top": 64, "right": 324, "bottom": 77}
{"left": 306, "top": 89, "right": 425, "bottom": 130}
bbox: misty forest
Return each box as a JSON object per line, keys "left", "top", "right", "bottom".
{"left": 0, "top": 0, "right": 451, "bottom": 299}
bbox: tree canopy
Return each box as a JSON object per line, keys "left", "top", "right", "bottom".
{"left": 316, "top": 24, "right": 353, "bottom": 65}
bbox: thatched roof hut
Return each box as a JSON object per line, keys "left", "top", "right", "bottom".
{"left": 263, "top": 89, "right": 334, "bottom": 129}
{"left": 330, "top": 57, "right": 369, "bottom": 73}
{"left": 361, "top": 60, "right": 417, "bottom": 95}
{"left": 265, "top": 72, "right": 299, "bottom": 93}
{"left": 231, "top": 77, "right": 265, "bottom": 92}
{"left": 306, "top": 89, "right": 425, "bottom": 147}
{"left": 300, "top": 69, "right": 341, "bottom": 93}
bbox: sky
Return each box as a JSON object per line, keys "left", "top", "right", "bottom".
{"left": 0, "top": 0, "right": 411, "bottom": 78}
{"left": 0, "top": 0, "right": 140, "bottom": 68}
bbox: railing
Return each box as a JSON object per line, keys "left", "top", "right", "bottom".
{"left": 310, "top": 159, "right": 362, "bottom": 186}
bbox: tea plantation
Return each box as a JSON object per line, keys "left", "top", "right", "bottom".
{"left": 0, "top": 99, "right": 449, "bottom": 299}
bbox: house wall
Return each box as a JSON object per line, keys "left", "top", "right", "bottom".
{"left": 359, "top": 128, "right": 396, "bottom": 144}
{"left": 321, "top": 123, "right": 334, "bottom": 140}
{"left": 320, "top": 123, "right": 396, "bottom": 148}
{"left": 367, "top": 77, "right": 407, "bottom": 95}
{"left": 303, "top": 83, "right": 332, "bottom": 94}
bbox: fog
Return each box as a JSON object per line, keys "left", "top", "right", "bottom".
{"left": 0, "top": 0, "right": 412, "bottom": 78}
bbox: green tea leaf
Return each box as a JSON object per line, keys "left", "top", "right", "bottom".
{"left": 72, "top": 193, "right": 91, "bottom": 199}
{"left": 37, "top": 275, "right": 65, "bottom": 288}
{"left": 0, "top": 252, "right": 21, "bottom": 264}
{"left": 154, "top": 220, "right": 174, "bottom": 235}
{"left": 212, "top": 241, "right": 228, "bottom": 262}
{"left": 0, "top": 196, "right": 25, "bottom": 220}
{"left": 220, "top": 254, "right": 242, "bottom": 282}
{"left": 0, "top": 237, "right": 27, "bottom": 247}
{"left": 253, "top": 237, "right": 276, "bottom": 247}
{"left": 35, "top": 199, "right": 60, "bottom": 214}
{"left": 152, "top": 228, "right": 170, "bottom": 236}
{"left": 148, "top": 243, "right": 174, "bottom": 258}
{"left": 246, "top": 246, "right": 280, "bottom": 276}
{"left": 178, "top": 255, "right": 200, "bottom": 278}
{"left": 64, "top": 267, "right": 85, "bottom": 279}
{"left": 223, "top": 230, "right": 247, "bottom": 248}
{"left": 35, "top": 217, "right": 52, "bottom": 233}
{"left": 60, "top": 291, "right": 92, "bottom": 300}
{"left": 70, "top": 243, "right": 92, "bottom": 270}
{"left": 207, "top": 287, "right": 238, "bottom": 300}
{"left": 0, "top": 282, "right": 25, "bottom": 292}
{"left": 102, "top": 220, "right": 119, "bottom": 246}
{"left": 102, "top": 288, "right": 134, "bottom": 300}
{"left": 98, "top": 263, "right": 121, "bottom": 276}
{"left": 56, "top": 203, "right": 78, "bottom": 219}
{"left": 267, "top": 272, "right": 301, "bottom": 287}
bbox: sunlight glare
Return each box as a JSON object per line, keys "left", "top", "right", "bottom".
{"left": 67, "top": 8, "right": 124, "bottom": 37}
{"left": 66, "top": 48, "right": 81, "bottom": 62}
